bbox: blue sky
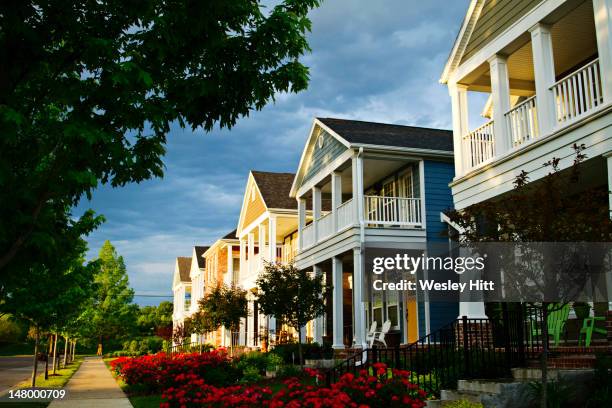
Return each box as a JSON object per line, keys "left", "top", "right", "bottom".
{"left": 76, "top": 0, "right": 483, "bottom": 305}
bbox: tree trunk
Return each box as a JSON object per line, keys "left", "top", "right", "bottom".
{"left": 44, "top": 334, "right": 51, "bottom": 380}
{"left": 52, "top": 333, "right": 58, "bottom": 375}
{"left": 31, "top": 328, "right": 40, "bottom": 387}
{"left": 540, "top": 304, "right": 549, "bottom": 408}
{"left": 72, "top": 339, "right": 77, "bottom": 361}
{"left": 63, "top": 336, "right": 69, "bottom": 368}
{"left": 297, "top": 326, "right": 304, "bottom": 369}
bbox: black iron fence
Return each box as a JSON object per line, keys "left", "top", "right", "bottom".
{"left": 325, "top": 304, "right": 546, "bottom": 395}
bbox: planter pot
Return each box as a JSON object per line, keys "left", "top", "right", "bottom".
{"left": 317, "top": 358, "right": 335, "bottom": 368}
{"left": 265, "top": 370, "right": 277, "bottom": 378}
{"left": 304, "top": 358, "right": 335, "bottom": 368}
{"left": 573, "top": 303, "right": 591, "bottom": 321}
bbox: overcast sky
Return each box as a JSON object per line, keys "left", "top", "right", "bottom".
{"left": 76, "top": 0, "right": 480, "bottom": 305}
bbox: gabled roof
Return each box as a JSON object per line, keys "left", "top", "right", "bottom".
{"left": 194, "top": 246, "right": 209, "bottom": 269}
{"left": 222, "top": 229, "right": 238, "bottom": 240}
{"left": 318, "top": 118, "right": 453, "bottom": 151}
{"left": 439, "top": 0, "right": 484, "bottom": 84}
{"left": 290, "top": 118, "right": 453, "bottom": 197}
{"left": 251, "top": 171, "right": 297, "bottom": 210}
{"left": 176, "top": 257, "right": 191, "bottom": 282}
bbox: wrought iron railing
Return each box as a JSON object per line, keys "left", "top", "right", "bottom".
{"left": 325, "top": 304, "right": 545, "bottom": 395}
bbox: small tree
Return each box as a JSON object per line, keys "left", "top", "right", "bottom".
{"left": 256, "top": 263, "right": 329, "bottom": 367}
{"left": 185, "top": 310, "right": 217, "bottom": 351}
{"left": 447, "top": 145, "right": 612, "bottom": 408}
{"left": 198, "top": 284, "right": 248, "bottom": 349}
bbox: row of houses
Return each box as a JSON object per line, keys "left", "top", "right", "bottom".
{"left": 173, "top": 0, "right": 612, "bottom": 351}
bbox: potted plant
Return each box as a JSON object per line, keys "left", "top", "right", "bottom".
{"left": 265, "top": 353, "right": 283, "bottom": 378}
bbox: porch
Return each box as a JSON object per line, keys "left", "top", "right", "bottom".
{"left": 297, "top": 152, "right": 425, "bottom": 251}
{"left": 451, "top": 0, "right": 611, "bottom": 176}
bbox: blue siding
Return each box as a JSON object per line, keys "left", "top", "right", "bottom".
{"left": 423, "top": 160, "right": 458, "bottom": 334}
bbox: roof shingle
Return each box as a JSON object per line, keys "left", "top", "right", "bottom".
{"left": 251, "top": 171, "right": 297, "bottom": 210}
{"left": 318, "top": 118, "right": 453, "bottom": 152}
{"left": 176, "top": 257, "right": 191, "bottom": 282}
{"left": 194, "top": 246, "right": 209, "bottom": 269}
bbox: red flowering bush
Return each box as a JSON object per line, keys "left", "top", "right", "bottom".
{"left": 160, "top": 363, "right": 427, "bottom": 408}
{"left": 110, "top": 350, "right": 240, "bottom": 393}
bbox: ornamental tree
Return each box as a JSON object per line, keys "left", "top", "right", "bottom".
{"left": 256, "top": 262, "right": 329, "bottom": 367}
{"left": 0, "top": 0, "right": 321, "bottom": 293}
{"left": 446, "top": 144, "right": 612, "bottom": 408}
{"left": 198, "top": 284, "right": 248, "bottom": 348}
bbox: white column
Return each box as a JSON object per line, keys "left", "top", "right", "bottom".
{"left": 239, "top": 238, "right": 246, "bottom": 283}
{"left": 594, "top": 0, "right": 612, "bottom": 102}
{"left": 312, "top": 186, "right": 322, "bottom": 242}
{"left": 607, "top": 153, "right": 612, "bottom": 309}
{"left": 247, "top": 301, "right": 254, "bottom": 347}
{"left": 268, "top": 216, "right": 277, "bottom": 262}
{"left": 297, "top": 197, "right": 306, "bottom": 250}
{"left": 530, "top": 23, "right": 557, "bottom": 135}
{"left": 332, "top": 256, "right": 344, "bottom": 349}
{"left": 352, "top": 248, "right": 367, "bottom": 348}
{"left": 331, "top": 172, "right": 342, "bottom": 231}
{"left": 268, "top": 316, "right": 276, "bottom": 345}
{"left": 352, "top": 153, "right": 364, "bottom": 223}
{"left": 489, "top": 54, "right": 511, "bottom": 156}
{"left": 313, "top": 265, "right": 324, "bottom": 344}
{"left": 258, "top": 224, "right": 266, "bottom": 267}
{"left": 226, "top": 245, "right": 233, "bottom": 285}
{"left": 448, "top": 82, "right": 469, "bottom": 176}
{"left": 248, "top": 232, "right": 255, "bottom": 275}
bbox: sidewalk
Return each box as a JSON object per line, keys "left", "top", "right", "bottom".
{"left": 49, "top": 357, "right": 132, "bottom": 407}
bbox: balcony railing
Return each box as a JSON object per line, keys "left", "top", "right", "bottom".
{"left": 462, "top": 120, "right": 495, "bottom": 170}
{"left": 337, "top": 198, "right": 355, "bottom": 230}
{"left": 505, "top": 95, "right": 538, "bottom": 148}
{"left": 302, "top": 222, "right": 315, "bottom": 248}
{"left": 317, "top": 211, "right": 334, "bottom": 240}
{"left": 364, "top": 196, "right": 422, "bottom": 226}
{"left": 552, "top": 58, "right": 603, "bottom": 126}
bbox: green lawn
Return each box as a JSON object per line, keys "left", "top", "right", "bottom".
{"left": 14, "top": 357, "right": 83, "bottom": 389}
{"left": 0, "top": 357, "right": 83, "bottom": 408}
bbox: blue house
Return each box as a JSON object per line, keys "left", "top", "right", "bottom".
{"left": 287, "top": 118, "right": 457, "bottom": 349}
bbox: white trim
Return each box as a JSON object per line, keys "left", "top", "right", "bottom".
{"left": 349, "top": 144, "right": 454, "bottom": 158}
{"left": 448, "top": 0, "right": 566, "bottom": 84}
{"left": 440, "top": 0, "right": 484, "bottom": 83}
{"left": 440, "top": 212, "right": 464, "bottom": 234}
{"left": 418, "top": 160, "right": 427, "bottom": 232}
{"left": 290, "top": 118, "right": 352, "bottom": 198}
{"left": 295, "top": 149, "right": 354, "bottom": 199}
{"left": 239, "top": 212, "right": 269, "bottom": 238}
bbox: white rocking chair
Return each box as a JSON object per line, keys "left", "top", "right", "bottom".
{"left": 372, "top": 320, "right": 392, "bottom": 348}
{"left": 365, "top": 321, "right": 378, "bottom": 347}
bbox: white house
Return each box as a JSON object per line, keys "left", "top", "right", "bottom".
{"left": 172, "top": 256, "right": 193, "bottom": 340}
{"left": 440, "top": 0, "right": 612, "bottom": 316}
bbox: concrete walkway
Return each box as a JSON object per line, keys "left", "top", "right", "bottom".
{"left": 49, "top": 357, "right": 132, "bottom": 407}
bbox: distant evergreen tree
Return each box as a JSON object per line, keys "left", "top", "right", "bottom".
{"left": 81, "top": 240, "right": 138, "bottom": 354}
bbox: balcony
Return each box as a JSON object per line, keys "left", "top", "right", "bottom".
{"left": 462, "top": 58, "right": 604, "bottom": 173}
{"left": 301, "top": 195, "right": 422, "bottom": 250}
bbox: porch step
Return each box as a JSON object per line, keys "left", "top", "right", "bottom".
{"left": 526, "top": 354, "right": 596, "bottom": 369}
{"left": 440, "top": 389, "right": 489, "bottom": 404}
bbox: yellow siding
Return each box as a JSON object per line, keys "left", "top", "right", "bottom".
{"left": 461, "top": 0, "right": 543, "bottom": 64}
{"left": 242, "top": 185, "right": 267, "bottom": 231}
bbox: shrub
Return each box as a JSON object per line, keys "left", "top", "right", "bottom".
{"left": 111, "top": 350, "right": 240, "bottom": 394}
{"left": 271, "top": 342, "right": 333, "bottom": 363}
{"left": 160, "top": 363, "right": 427, "bottom": 408}
{"left": 266, "top": 353, "right": 283, "bottom": 371}
{"left": 240, "top": 365, "right": 262, "bottom": 384}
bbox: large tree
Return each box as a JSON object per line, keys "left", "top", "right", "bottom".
{"left": 81, "top": 240, "right": 138, "bottom": 354}
{"left": 256, "top": 262, "right": 329, "bottom": 367}
{"left": 0, "top": 0, "right": 321, "bottom": 287}
{"left": 447, "top": 145, "right": 612, "bottom": 408}
{"left": 137, "top": 301, "right": 173, "bottom": 336}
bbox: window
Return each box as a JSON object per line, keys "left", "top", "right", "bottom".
{"left": 250, "top": 187, "right": 256, "bottom": 202}
{"left": 318, "top": 132, "right": 325, "bottom": 148}
{"left": 398, "top": 169, "right": 414, "bottom": 198}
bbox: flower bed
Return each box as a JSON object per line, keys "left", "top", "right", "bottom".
{"left": 110, "top": 350, "right": 240, "bottom": 393}
{"left": 160, "top": 363, "right": 427, "bottom": 408}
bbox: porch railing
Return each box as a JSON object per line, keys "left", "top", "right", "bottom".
{"left": 337, "top": 198, "right": 355, "bottom": 230}
{"left": 462, "top": 120, "right": 495, "bottom": 170}
{"left": 302, "top": 223, "right": 314, "bottom": 248}
{"left": 364, "top": 196, "right": 422, "bottom": 226}
{"left": 317, "top": 211, "right": 334, "bottom": 240}
{"left": 325, "top": 305, "right": 545, "bottom": 396}
{"left": 552, "top": 58, "right": 603, "bottom": 126}
{"left": 505, "top": 95, "right": 538, "bottom": 147}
